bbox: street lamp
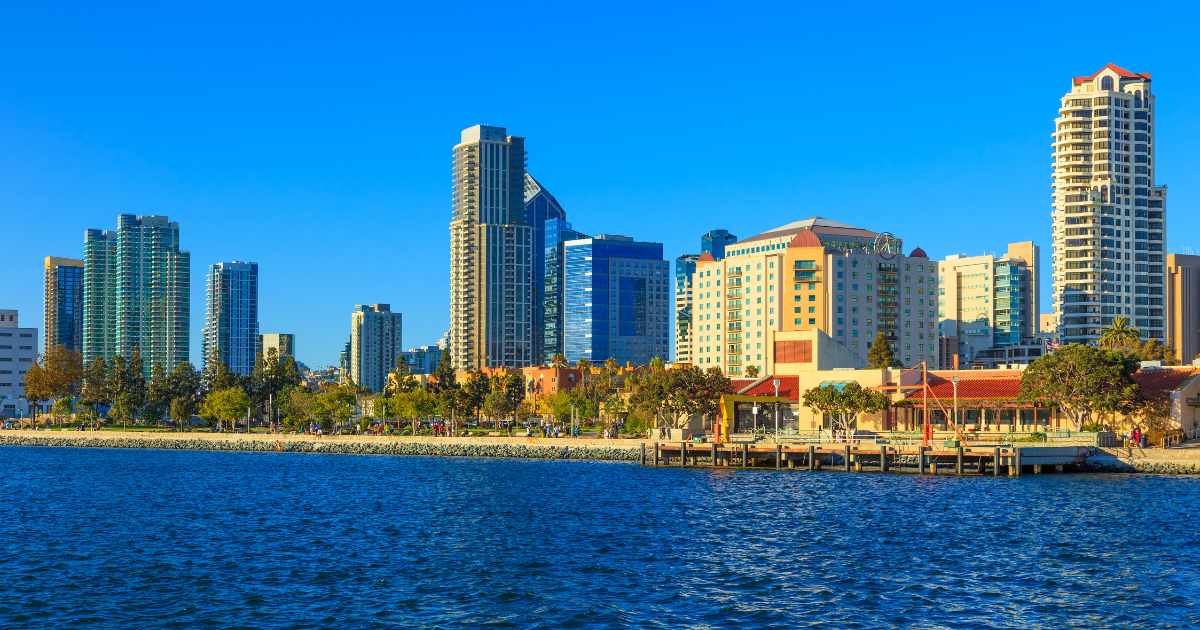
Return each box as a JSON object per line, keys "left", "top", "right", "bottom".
{"left": 951, "top": 375, "right": 959, "bottom": 428}
{"left": 751, "top": 403, "right": 759, "bottom": 438}
{"left": 772, "top": 378, "right": 781, "bottom": 443}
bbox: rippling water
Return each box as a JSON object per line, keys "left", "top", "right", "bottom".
{"left": 1, "top": 446, "right": 1198, "bottom": 628}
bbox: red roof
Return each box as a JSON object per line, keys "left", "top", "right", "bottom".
{"left": 697, "top": 252, "right": 715, "bottom": 263}
{"left": 1073, "top": 63, "right": 1152, "bottom": 86}
{"left": 1132, "top": 368, "right": 1198, "bottom": 400}
{"left": 904, "top": 371, "right": 1023, "bottom": 401}
{"left": 788, "top": 229, "right": 823, "bottom": 248}
{"left": 736, "top": 375, "right": 801, "bottom": 401}
{"left": 908, "top": 247, "right": 927, "bottom": 259}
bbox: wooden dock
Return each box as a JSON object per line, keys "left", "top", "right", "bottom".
{"left": 640, "top": 442, "right": 1090, "bottom": 476}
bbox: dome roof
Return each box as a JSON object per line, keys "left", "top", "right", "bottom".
{"left": 908, "top": 247, "right": 928, "bottom": 259}
{"left": 788, "top": 229, "right": 823, "bottom": 248}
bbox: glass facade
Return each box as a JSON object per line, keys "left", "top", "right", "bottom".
{"left": 204, "top": 261, "right": 260, "bottom": 376}
{"left": 524, "top": 174, "right": 567, "bottom": 364}
{"left": 543, "top": 217, "right": 587, "bottom": 363}
{"left": 44, "top": 258, "right": 83, "bottom": 354}
{"left": 701, "top": 229, "right": 737, "bottom": 260}
{"left": 83, "top": 215, "right": 190, "bottom": 375}
{"left": 564, "top": 236, "right": 669, "bottom": 365}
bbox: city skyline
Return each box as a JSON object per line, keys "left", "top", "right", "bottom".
{"left": 4, "top": 4, "right": 1199, "bottom": 368}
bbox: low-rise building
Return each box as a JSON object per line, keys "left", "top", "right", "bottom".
{"left": 0, "top": 309, "right": 38, "bottom": 418}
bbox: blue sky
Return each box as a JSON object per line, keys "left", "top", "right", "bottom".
{"left": 3, "top": 1, "right": 1199, "bottom": 368}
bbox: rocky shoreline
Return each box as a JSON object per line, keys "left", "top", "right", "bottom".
{"left": 0, "top": 434, "right": 642, "bottom": 462}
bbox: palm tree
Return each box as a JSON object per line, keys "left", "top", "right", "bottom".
{"left": 1099, "top": 316, "right": 1140, "bottom": 351}
{"left": 551, "top": 353, "right": 568, "bottom": 369}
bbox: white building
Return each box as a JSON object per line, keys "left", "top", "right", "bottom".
{"left": 1052, "top": 64, "right": 1167, "bottom": 344}
{"left": 350, "top": 304, "right": 403, "bottom": 392}
{"left": 0, "top": 309, "right": 38, "bottom": 418}
{"left": 449, "top": 125, "right": 533, "bottom": 370}
{"left": 937, "top": 242, "right": 1039, "bottom": 368}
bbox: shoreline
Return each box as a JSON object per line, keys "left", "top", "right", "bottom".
{"left": 0, "top": 430, "right": 643, "bottom": 462}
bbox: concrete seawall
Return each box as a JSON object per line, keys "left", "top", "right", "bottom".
{"left": 1084, "top": 447, "right": 1200, "bottom": 475}
{"left": 0, "top": 431, "right": 642, "bottom": 462}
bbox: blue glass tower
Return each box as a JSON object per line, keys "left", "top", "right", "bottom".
{"left": 701, "top": 229, "right": 737, "bottom": 260}
{"left": 564, "top": 235, "right": 669, "bottom": 365}
{"left": 203, "top": 261, "right": 260, "bottom": 376}
{"left": 543, "top": 217, "right": 588, "bottom": 363}
{"left": 524, "top": 173, "right": 567, "bottom": 364}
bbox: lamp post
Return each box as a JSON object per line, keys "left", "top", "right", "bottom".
{"left": 773, "top": 378, "right": 781, "bottom": 443}
{"left": 751, "top": 403, "right": 759, "bottom": 438}
{"left": 952, "top": 375, "right": 959, "bottom": 428}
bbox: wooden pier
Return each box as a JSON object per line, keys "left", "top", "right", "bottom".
{"left": 640, "top": 442, "right": 1090, "bottom": 476}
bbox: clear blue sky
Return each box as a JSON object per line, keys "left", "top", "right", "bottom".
{"left": 3, "top": 1, "right": 1198, "bottom": 368}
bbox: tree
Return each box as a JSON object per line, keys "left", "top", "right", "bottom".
{"left": 550, "top": 353, "right": 568, "bottom": 369}
{"left": 502, "top": 372, "right": 526, "bottom": 426}
{"left": 1019, "top": 344, "right": 1140, "bottom": 431}
{"left": 867, "top": 331, "right": 897, "bottom": 371}
{"left": 23, "top": 361, "right": 52, "bottom": 427}
{"left": 144, "top": 363, "right": 171, "bottom": 425}
{"left": 169, "top": 397, "right": 194, "bottom": 430}
{"left": 1099, "top": 316, "right": 1140, "bottom": 351}
{"left": 167, "top": 362, "right": 202, "bottom": 429}
{"left": 802, "top": 381, "right": 889, "bottom": 437}
{"left": 464, "top": 371, "right": 489, "bottom": 423}
{"left": 385, "top": 357, "right": 418, "bottom": 396}
{"left": 80, "top": 357, "right": 110, "bottom": 422}
{"left": 201, "top": 386, "right": 249, "bottom": 432}
{"left": 745, "top": 365, "right": 760, "bottom": 378}
{"left": 431, "top": 347, "right": 455, "bottom": 392}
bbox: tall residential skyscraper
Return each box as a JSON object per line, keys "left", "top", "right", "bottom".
{"left": 542, "top": 216, "right": 588, "bottom": 363}
{"left": 449, "top": 125, "right": 532, "bottom": 370}
{"left": 937, "top": 242, "right": 1040, "bottom": 367}
{"left": 674, "top": 254, "right": 699, "bottom": 363}
{"left": 674, "top": 229, "right": 738, "bottom": 364}
{"left": 350, "top": 304, "right": 403, "bottom": 392}
{"left": 0, "top": 309, "right": 37, "bottom": 418}
{"left": 203, "top": 261, "right": 260, "bottom": 376}
{"left": 83, "top": 214, "right": 190, "bottom": 373}
{"left": 563, "top": 235, "right": 669, "bottom": 366}
{"left": 692, "top": 218, "right": 938, "bottom": 375}
{"left": 524, "top": 173, "right": 567, "bottom": 364}
{"left": 259, "top": 332, "right": 296, "bottom": 362}
{"left": 1167, "top": 254, "right": 1200, "bottom": 363}
{"left": 701, "top": 229, "right": 738, "bottom": 260}
{"left": 1052, "top": 64, "right": 1166, "bottom": 345}
{"left": 43, "top": 256, "right": 84, "bottom": 355}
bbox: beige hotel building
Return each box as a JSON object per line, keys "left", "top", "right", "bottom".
{"left": 690, "top": 218, "right": 938, "bottom": 377}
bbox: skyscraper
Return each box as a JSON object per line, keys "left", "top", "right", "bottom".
{"left": 524, "top": 173, "right": 567, "bottom": 364}
{"left": 350, "top": 304, "right": 403, "bottom": 392}
{"left": 564, "top": 235, "right": 669, "bottom": 366}
{"left": 449, "top": 125, "right": 532, "bottom": 370}
{"left": 1167, "top": 254, "right": 1200, "bottom": 363}
{"left": 43, "top": 256, "right": 83, "bottom": 355}
{"left": 1052, "top": 64, "right": 1166, "bottom": 345}
{"left": 259, "top": 332, "right": 296, "bottom": 362}
{"left": 83, "top": 214, "right": 190, "bottom": 373}
{"left": 543, "top": 216, "right": 588, "bottom": 363}
{"left": 701, "top": 229, "right": 738, "bottom": 260}
{"left": 203, "top": 261, "right": 260, "bottom": 376}
{"left": 675, "top": 229, "right": 737, "bottom": 363}
{"left": 937, "top": 242, "right": 1040, "bottom": 367}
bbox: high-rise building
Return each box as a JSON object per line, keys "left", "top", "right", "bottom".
{"left": 350, "top": 304, "right": 403, "bottom": 392}
{"left": 43, "top": 256, "right": 83, "bottom": 355}
{"left": 701, "top": 229, "right": 738, "bottom": 260}
{"left": 674, "top": 254, "right": 699, "bottom": 363}
{"left": 692, "top": 218, "right": 937, "bottom": 376}
{"left": 524, "top": 173, "right": 567, "bottom": 364}
{"left": 543, "top": 216, "right": 588, "bottom": 363}
{"left": 1167, "top": 254, "right": 1200, "bottom": 363}
{"left": 402, "top": 344, "right": 442, "bottom": 375}
{"left": 1052, "top": 64, "right": 1166, "bottom": 345}
{"left": 674, "top": 228, "right": 738, "bottom": 364}
{"left": 937, "top": 242, "right": 1040, "bottom": 367}
{"left": 564, "top": 235, "right": 669, "bottom": 366}
{"left": 203, "top": 261, "right": 260, "bottom": 376}
{"left": 449, "top": 125, "right": 532, "bottom": 370}
{"left": 259, "top": 332, "right": 296, "bottom": 362}
{"left": 0, "top": 309, "right": 37, "bottom": 418}
{"left": 83, "top": 214, "right": 190, "bottom": 374}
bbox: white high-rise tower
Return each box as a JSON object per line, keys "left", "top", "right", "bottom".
{"left": 1051, "top": 64, "right": 1166, "bottom": 344}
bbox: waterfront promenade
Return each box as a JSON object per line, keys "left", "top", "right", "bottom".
{"left": 0, "top": 430, "right": 644, "bottom": 461}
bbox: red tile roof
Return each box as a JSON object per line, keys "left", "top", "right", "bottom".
{"left": 1132, "top": 368, "right": 1199, "bottom": 400}
{"left": 697, "top": 252, "right": 715, "bottom": 263}
{"left": 904, "top": 371, "right": 1023, "bottom": 401}
{"left": 789, "top": 229, "right": 823, "bottom": 248}
{"left": 735, "top": 375, "right": 801, "bottom": 401}
{"left": 1073, "top": 63, "right": 1152, "bottom": 86}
